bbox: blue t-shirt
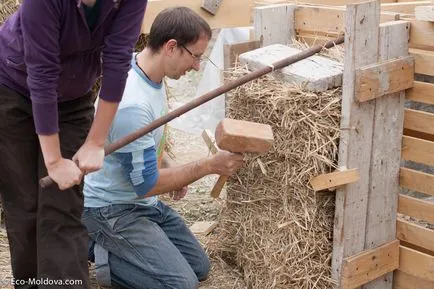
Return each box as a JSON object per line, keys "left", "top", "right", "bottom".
{"left": 84, "top": 54, "right": 168, "bottom": 207}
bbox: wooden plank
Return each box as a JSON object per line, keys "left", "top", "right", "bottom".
{"left": 409, "top": 49, "right": 434, "bottom": 77}
{"left": 399, "top": 245, "right": 434, "bottom": 282}
{"left": 397, "top": 219, "right": 434, "bottom": 254}
{"left": 398, "top": 194, "right": 434, "bottom": 224}
{"left": 223, "top": 40, "right": 261, "bottom": 70}
{"left": 309, "top": 168, "right": 360, "bottom": 191}
{"left": 415, "top": 6, "right": 434, "bottom": 21}
{"left": 394, "top": 270, "right": 434, "bottom": 289}
{"left": 202, "top": 129, "right": 219, "bottom": 154}
{"left": 401, "top": 135, "right": 434, "bottom": 166}
{"left": 406, "top": 81, "right": 434, "bottom": 105}
{"left": 404, "top": 108, "right": 434, "bottom": 136}
{"left": 400, "top": 167, "right": 434, "bottom": 196}
{"left": 189, "top": 221, "right": 218, "bottom": 235}
{"left": 253, "top": 4, "right": 296, "bottom": 46}
{"left": 141, "top": 0, "right": 250, "bottom": 33}
{"left": 341, "top": 240, "right": 400, "bottom": 289}
{"left": 295, "top": 5, "right": 345, "bottom": 35}
{"left": 355, "top": 56, "right": 414, "bottom": 102}
{"left": 363, "top": 20, "right": 409, "bottom": 289}
{"left": 331, "top": 1, "right": 380, "bottom": 287}
{"left": 408, "top": 20, "right": 434, "bottom": 50}
{"left": 381, "top": 1, "right": 431, "bottom": 14}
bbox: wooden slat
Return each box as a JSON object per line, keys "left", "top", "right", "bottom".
{"left": 398, "top": 194, "right": 434, "bottom": 224}
{"left": 394, "top": 270, "right": 434, "bottom": 289}
{"left": 397, "top": 219, "right": 434, "bottom": 253}
{"left": 403, "top": 128, "right": 434, "bottom": 142}
{"left": 141, "top": 0, "right": 251, "bottom": 33}
{"left": 355, "top": 56, "right": 414, "bottom": 102}
{"left": 404, "top": 108, "right": 434, "bottom": 136}
{"left": 401, "top": 135, "right": 434, "bottom": 166}
{"left": 331, "top": 2, "right": 380, "bottom": 287}
{"left": 406, "top": 81, "right": 434, "bottom": 105}
{"left": 223, "top": 40, "right": 261, "bottom": 70}
{"left": 381, "top": 1, "right": 431, "bottom": 14}
{"left": 364, "top": 21, "right": 409, "bottom": 289}
{"left": 409, "top": 48, "right": 434, "bottom": 76}
{"left": 295, "top": 5, "right": 345, "bottom": 35}
{"left": 189, "top": 221, "right": 218, "bottom": 235}
{"left": 253, "top": 4, "right": 296, "bottom": 46}
{"left": 408, "top": 19, "right": 434, "bottom": 50}
{"left": 415, "top": 6, "right": 434, "bottom": 22}
{"left": 309, "top": 169, "right": 359, "bottom": 191}
{"left": 341, "top": 240, "right": 400, "bottom": 289}
{"left": 399, "top": 245, "right": 434, "bottom": 282}
{"left": 400, "top": 167, "right": 434, "bottom": 196}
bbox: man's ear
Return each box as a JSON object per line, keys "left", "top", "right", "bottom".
{"left": 164, "top": 39, "right": 178, "bottom": 56}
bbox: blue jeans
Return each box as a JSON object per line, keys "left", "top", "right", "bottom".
{"left": 83, "top": 201, "right": 210, "bottom": 289}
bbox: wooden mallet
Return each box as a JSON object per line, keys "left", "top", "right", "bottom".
{"left": 206, "top": 118, "right": 274, "bottom": 198}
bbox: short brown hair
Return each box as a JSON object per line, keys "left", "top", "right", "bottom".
{"left": 147, "top": 7, "right": 212, "bottom": 52}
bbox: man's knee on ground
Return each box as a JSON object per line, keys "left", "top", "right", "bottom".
{"left": 194, "top": 252, "right": 211, "bottom": 281}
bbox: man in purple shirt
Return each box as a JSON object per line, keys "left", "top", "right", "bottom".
{"left": 0, "top": 0, "right": 147, "bottom": 288}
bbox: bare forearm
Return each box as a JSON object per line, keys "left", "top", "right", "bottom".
{"left": 86, "top": 99, "right": 119, "bottom": 146}
{"left": 146, "top": 158, "right": 212, "bottom": 197}
{"left": 38, "top": 134, "right": 62, "bottom": 168}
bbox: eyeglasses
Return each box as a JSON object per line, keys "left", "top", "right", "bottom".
{"left": 180, "top": 44, "right": 218, "bottom": 69}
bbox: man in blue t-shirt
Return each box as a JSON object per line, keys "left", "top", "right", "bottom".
{"left": 83, "top": 7, "right": 244, "bottom": 289}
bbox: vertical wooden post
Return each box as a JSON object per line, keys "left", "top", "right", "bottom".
{"left": 253, "top": 4, "right": 295, "bottom": 47}
{"left": 332, "top": 0, "right": 380, "bottom": 287}
{"left": 363, "top": 20, "right": 409, "bottom": 289}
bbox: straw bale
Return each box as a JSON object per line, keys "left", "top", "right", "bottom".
{"left": 0, "top": 0, "right": 19, "bottom": 25}
{"left": 207, "top": 65, "right": 342, "bottom": 289}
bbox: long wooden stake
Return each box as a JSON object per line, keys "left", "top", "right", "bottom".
{"left": 40, "top": 35, "right": 345, "bottom": 188}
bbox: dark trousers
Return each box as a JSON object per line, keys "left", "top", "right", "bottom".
{"left": 0, "top": 85, "right": 94, "bottom": 289}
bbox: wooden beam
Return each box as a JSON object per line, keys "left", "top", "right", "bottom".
{"left": 404, "top": 108, "right": 434, "bottom": 136}
{"left": 403, "top": 128, "right": 434, "bottom": 142}
{"left": 141, "top": 0, "right": 250, "bottom": 33}
{"left": 394, "top": 270, "right": 434, "bottom": 289}
{"left": 341, "top": 240, "right": 400, "bottom": 289}
{"left": 408, "top": 20, "right": 434, "bottom": 50}
{"left": 415, "top": 6, "right": 434, "bottom": 21}
{"left": 397, "top": 219, "right": 434, "bottom": 254}
{"left": 398, "top": 194, "right": 434, "bottom": 224}
{"left": 189, "top": 221, "right": 218, "bottom": 235}
{"left": 309, "top": 169, "right": 359, "bottom": 191}
{"left": 400, "top": 167, "right": 434, "bottom": 197}
{"left": 399, "top": 245, "right": 434, "bottom": 282}
{"left": 202, "top": 129, "right": 219, "bottom": 154}
{"left": 381, "top": 1, "right": 431, "bottom": 14}
{"left": 295, "top": 5, "right": 345, "bottom": 35}
{"left": 409, "top": 48, "right": 434, "bottom": 76}
{"left": 253, "top": 4, "right": 296, "bottom": 46}
{"left": 406, "top": 81, "right": 434, "bottom": 105}
{"left": 332, "top": 1, "right": 380, "bottom": 287}
{"left": 401, "top": 135, "right": 434, "bottom": 166}
{"left": 223, "top": 40, "right": 261, "bottom": 70}
{"left": 363, "top": 20, "right": 408, "bottom": 289}
{"left": 355, "top": 56, "right": 414, "bottom": 102}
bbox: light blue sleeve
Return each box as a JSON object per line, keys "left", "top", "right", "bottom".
{"left": 109, "top": 104, "right": 155, "bottom": 153}
{"left": 113, "top": 147, "right": 159, "bottom": 197}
